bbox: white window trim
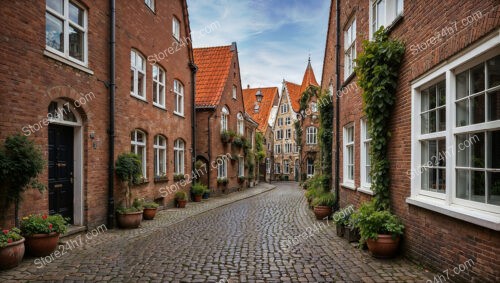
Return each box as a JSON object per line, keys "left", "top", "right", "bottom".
{"left": 307, "top": 158, "right": 315, "bottom": 177}
{"left": 306, "top": 127, "right": 317, "bottom": 145}
{"left": 239, "top": 157, "right": 245, "bottom": 177}
{"left": 131, "top": 130, "right": 147, "bottom": 178}
{"left": 45, "top": 0, "right": 88, "bottom": 66}
{"left": 360, "top": 119, "right": 372, "bottom": 192}
{"left": 131, "top": 50, "right": 147, "bottom": 101}
{"left": 369, "top": 0, "right": 404, "bottom": 39}
{"left": 344, "top": 18, "right": 356, "bottom": 78}
{"left": 172, "top": 17, "right": 181, "bottom": 41}
{"left": 173, "top": 80, "right": 184, "bottom": 116}
{"left": 232, "top": 85, "right": 237, "bottom": 100}
{"left": 218, "top": 158, "right": 227, "bottom": 178}
{"left": 343, "top": 124, "right": 355, "bottom": 187}
{"left": 284, "top": 160, "right": 290, "bottom": 174}
{"left": 152, "top": 65, "right": 166, "bottom": 109}
{"left": 408, "top": 33, "right": 500, "bottom": 230}
{"left": 174, "top": 139, "right": 185, "bottom": 175}
{"left": 237, "top": 113, "right": 244, "bottom": 135}
{"left": 154, "top": 135, "right": 166, "bottom": 177}
{"left": 145, "top": 0, "right": 155, "bottom": 11}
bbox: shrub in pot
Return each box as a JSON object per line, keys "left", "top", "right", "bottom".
{"left": 192, "top": 182, "right": 206, "bottom": 202}
{"left": 332, "top": 209, "right": 352, "bottom": 238}
{"left": 0, "top": 227, "right": 24, "bottom": 270}
{"left": 351, "top": 201, "right": 404, "bottom": 258}
{"left": 138, "top": 199, "right": 159, "bottom": 220}
{"left": 115, "top": 153, "right": 144, "bottom": 229}
{"left": 304, "top": 187, "right": 318, "bottom": 209}
{"left": 217, "top": 178, "right": 228, "bottom": 186}
{"left": 20, "top": 214, "right": 67, "bottom": 257}
{"left": 202, "top": 187, "right": 210, "bottom": 199}
{"left": 312, "top": 192, "right": 336, "bottom": 220}
{"left": 175, "top": 191, "right": 188, "bottom": 208}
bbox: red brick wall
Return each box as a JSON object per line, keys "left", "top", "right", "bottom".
{"left": 321, "top": 0, "right": 500, "bottom": 281}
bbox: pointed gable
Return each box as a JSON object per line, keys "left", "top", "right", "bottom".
{"left": 284, "top": 58, "right": 319, "bottom": 112}
{"left": 243, "top": 87, "right": 279, "bottom": 132}
{"left": 300, "top": 59, "right": 319, "bottom": 94}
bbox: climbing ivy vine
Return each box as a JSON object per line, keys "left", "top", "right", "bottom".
{"left": 354, "top": 28, "right": 405, "bottom": 210}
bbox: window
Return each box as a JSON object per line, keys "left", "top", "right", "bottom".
{"left": 310, "top": 102, "right": 318, "bottom": 113}
{"left": 344, "top": 18, "right": 356, "bottom": 78}
{"left": 360, "top": 119, "right": 372, "bottom": 191}
{"left": 284, "top": 160, "right": 290, "bottom": 174}
{"left": 370, "top": 0, "right": 404, "bottom": 37}
{"left": 174, "top": 80, "right": 184, "bottom": 116}
{"left": 281, "top": 103, "right": 289, "bottom": 113}
{"left": 275, "top": 129, "right": 283, "bottom": 140}
{"left": 238, "top": 157, "right": 245, "bottom": 177}
{"left": 131, "top": 130, "right": 147, "bottom": 178}
{"left": 152, "top": 65, "right": 165, "bottom": 108}
{"left": 237, "top": 113, "right": 244, "bottom": 135}
{"left": 343, "top": 124, "right": 354, "bottom": 185}
{"left": 277, "top": 118, "right": 283, "bottom": 126}
{"left": 286, "top": 129, "right": 292, "bottom": 140}
{"left": 154, "top": 135, "right": 166, "bottom": 177}
{"left": 284, "top": 143, "right": 292, "bottom": 153}
{"left": 232, "top": 85, "right": 237, "bottom": 99}
{"left": 275, "top": 163, "right": 281, "bottom": 174}
{"left": 221, "top": 106, "right": 229, "bottom": 132}
{"left": 145, "top": 0, "right": 154, "bottom": 11}
{"left": 266, "top": 158, "right": 271, "bottom": 173}
{"left": 285, "top": 117, "right": 291, "bottom": 125}
{"left": 172, "top": 17, "right": 180, "bottom": 41}
{"left": 131, "top": 50, "right": 146, "bottom": 99}
{"left": 409, "top": 40, "right": 500, "bottom": 228}
{"left": 275, "top": 144, "right": 281, "bottom": 154}
{"left": 218, "top": 157, "right": 227, "bottom": 178}
{"left": 306, "top": 127, "right": 318, "bottom": 144}
{"left": 173, "top": 139, "right": 185, "bottom": 175}
{"left": 46, "top": 0, "right": 87, "bottom": 64}
{"left": 307, "top": 158, "right": 315, "bottom": 177}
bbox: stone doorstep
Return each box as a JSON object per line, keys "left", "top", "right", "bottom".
{"left": 60, "top": 225, "right": 86, "bottom": 240}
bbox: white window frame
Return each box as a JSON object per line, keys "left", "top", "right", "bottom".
{"left": 238, "top": 157, "right": 245, "bottom": 177}
{"left": 360, "top": 119, "right": 373, "bottom": 193}
{"left": 218, "top": 157, "right": 227, "bottom": 178}
{"left": 307, "top": 158, "right": 315, "bottom": 177}
{"left": 306, "top": 127, "right": 318, "bottom": 145}
{"left": 284, "top": 160, "right": 290, "bottom": 174}
{"left": 369, "top": 0, "right": 404, "bottom": 39}
{"left": 131, "top": 50, "right": 146, "bottom": 100}
{"left": 281, "top": 103, "right": 288, "bottom": 113}
{"left": 152, "top": 64, "right": 166, "bottom": 108}
{"left": 310, "top": 102, "right": 318, "bottom": 113}
{"left": 275, "top": 144, "right": 281, "bottom": 154}
{"left": 131, "top": 130, "right": 147, "bottom": 178}
{"left": 237, "top": 113, "right": 244, "bottom": 135}
{"left": 275, "top": 163, "right": 281, "bottom": 174}
{"left": 343, "top": 124, "right": 355, "bottom": 186}
{"left": 172, "top": 17, "right": 180, "bottom": 41}
{"left": 220, "top": 106, "right": 229, "bottom": 132}
{"left": 232, "top": 85, "right": 237, "bottom": 100}
{"left": 408, "top": 35, "right": 500, "bottom": 230}
{"left": 145, "top": 0, "right": 154, "bottom": 11}
{"left": 174, "top": 139, "right": 185, "bottom": 175}
{"left": 285, "top": 117, "right": 291, "bottom": 125}
{"left": 266, "top": 158, "right": 271, "bottom": 173}
{"left": 286, "top": 128, "right": 292, "bottom": 140}
{"left": 45, "top": 0, "right": 88, "bottom": 66}
{"left": 154, "top": 135, "right": 167, "bottom": 177}
{"left": 277, "top": 118, "right": 283, "bottom": 127}
{"left": 344, "top": 18, "right": 356, "bottom": 78}
{"left": 173, "top": 80, "right": 184, "bottom": 116}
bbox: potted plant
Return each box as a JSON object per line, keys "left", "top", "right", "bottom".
{"left": 0, "top": 227, "right": 24, "bottom": 270}
{"left": 138, "top": 199, "right": 159, "bottom": 220}
{"left": 154, "top": 173, "right": 168, "bottom": 183}
{"left": 115, "top": 153, "right": 144, "bottom": 229}
{"left": 304, "top": 187, "right": 318, "bottom": 209}
{"left": 232, "top": 136, "right": 244, "bottom": 148}
{"left": 238, "top": 176, "right": 245, "bottom": 184}
{"left": 312, "top": 192, "right": 336, "bottom": 220}
{"left": 0, "top": 134, "right": 45, "bottom": 227}
{"left": 174, "top": 191, "right": 188, "bottom": 208}
{"left": 217, "top": 178, "right": 228, "bottom": 186}
{"left": 173, "top": 174, "right": 186, "bottom": 182}
{"left": 202, "top": 187, "right": 210, "bottom": 199}
{"left": 221, "top": 130, "right": 235, "bottom": 143}
{"left": 191, "top": 182, "right": 206, "bottom": 202}
{"left": 350, "top": 201, "right": 405, "bottom": 258}
{"left": 20, "top": 214, "right": 67, "bottom": 257}
{"left": 332, "top": 207, "right": 354, "bottom": 238}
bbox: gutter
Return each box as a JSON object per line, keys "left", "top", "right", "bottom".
{"left": 190, "top": 62, "right": 198, "bottom": 180}
{"left": 334, "top": 0, "right": 341, "bottom": 210}
{"left": 107, "top": 0, "right": 116, "bottom": 228}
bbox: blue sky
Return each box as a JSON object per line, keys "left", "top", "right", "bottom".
{"left": 187, "top": 0, "right": 330, "bottom": 90}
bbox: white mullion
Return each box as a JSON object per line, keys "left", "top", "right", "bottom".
{"left": 446, "top": 70, "right": 454, "bottom": 205}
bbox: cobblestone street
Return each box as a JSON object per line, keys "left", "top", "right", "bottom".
{"left": 0, "top": 182, "right": 434, "bottom": 282}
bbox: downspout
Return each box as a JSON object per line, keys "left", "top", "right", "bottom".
{"left": 334, "top": 0, "right": 341, "bottom": 210}
{"left": 107, "top": 0, "right": 116, "bottom": 228}
{"left": 207, "top": 112, "right": 212, "bottom": 188}
{"left": 190, "top": 62, "right": 198, "bottom": 179}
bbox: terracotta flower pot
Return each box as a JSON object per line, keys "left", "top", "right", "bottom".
{"left": 116, "top": 211, "right": 143, "bottom": 229}
{"left": 142, "top": 208, "right": 157, "bottom": 220}
{"left": 0, "top": 238, "right": 25, "bottom": 270}
{"left": 336, "top": 223, "right": 345, "bottom": 237}
{"left": 313, "top": 206, "right": 332, "bottom": 220}
{"left": 176, "top": 199, "right": 187, "bottom": 208}
{"left": 25, "top": 232, "right": 60, "bottom": 257}
{"left": 193, "top": 194, "right": 202, "bottom": 202}
{"left": 366, "top": 234, "right": 401, "bottom": 258}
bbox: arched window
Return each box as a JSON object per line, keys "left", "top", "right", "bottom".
{"left": 232, "top": 85, "right": 237, "bottom": 99}
{"left": 173, "top": 139, "right": 185, "bottom": 175}
{"left": 154, "top": 135, "right": 167, "bottom": 177}
{"left": 173, "top": 80, "right": 184, "bottom": 116}
{"left": 221, "top": 106, "right": 229, "bottom": 132}
{"left": 152, "top": 65, "right": 166, "bottom": 108}
{"left": 306, "top": 127, "right": 318, "bottom": 144}
{"left": 237, "top": 112, "right": 244, "bottom": 135}
{"left": 131, "top": 50, "right": 146, "bottom": 99}
{"left": 131, "top": 130, "right": 147, "bottom": 177}
{"left": 48, "top": 100, "right": 81, "bottom": 125}
{"left": 310, "top": 102, "right": 318, "bottom": 113}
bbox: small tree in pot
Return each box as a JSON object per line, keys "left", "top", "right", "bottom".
{"left": 312, "top": 191, "right": 336, "bottom": 220}
{"left": 136, "top": 199, "right": 159, "bottom": 220}
{"left": 174, "top": 191, "right": 188, "bottom": 208}
{"left": 191, "top": 182, "right": 206, "bottom": 202}
{"left": 115, "top": 153, "right": 144, "bottom": 229}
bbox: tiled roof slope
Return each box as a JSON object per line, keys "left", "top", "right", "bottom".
{"left": 286, "top": 59, "right": 319, "bottom": 112}
{"left": 300, "top": 60, "right": 319, "bottom": 93}
{"left": 193, "top": 45, "right": 233, "bottom": 107}
{"left": 243, "top": 87, "right": 279, "bottom": 132}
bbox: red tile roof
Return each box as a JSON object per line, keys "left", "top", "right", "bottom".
{"left": 286, "top": 60, "right": 319, "bottom": 112}
{"left": 243, "top": 87, "right": 279, "bottom": 132}
{"left": 193, "top": 45, "right": 233, "bottom": 107}
{"left": 300, "top": 60, "right": 319, "bottom": 93}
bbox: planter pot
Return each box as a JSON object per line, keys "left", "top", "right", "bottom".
{"left": 142, "top": 208, "right": 157, "bottom": 220}
{"left": 367, "top": 235, "right": 400, "bottom": 258}
{"left": 116, "top": 211, "right": 143, "bottom": 229}
{"left": 202, "top": 192, "right": 210, "bottom": 199}
{"left": 336, "top": 223, "right": 345, "bottom": 237}
{"left": 176, "top": 199, "right": 187, "bottom": 208}
{"left": 193, "top": 194, "right": 202, "bottom": 202}
{"left": 344, "top": 226, "right": 361, "bottom": 242}
{"left": 25, "top": 232, "right": 59, "bottom": 257}
{"left": 0, "top": 238, "right": 25, "bottom": 270}
{"left": 313, "top": 206, "right": 332, "bottom": 220}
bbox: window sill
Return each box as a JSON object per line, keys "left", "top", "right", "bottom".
{"left": 341, "top": 182, "right": 356, "bottom": 190}
{"left": 44, "top": 50, "right": 94, "bottom": 75}
{"left": 357, "top": 186, "right": 374, "bottom": 195}
{"left": 173, "top": 112, "right": 185, "bottom": 118}
{"left": 406, "top": 195, "right": 500, "bottom": 231}
{"left": 131, "top": 94, "right": 148, "bottom": 103}
{"left": 342, "top": 72, "right": 356, "bottom": 87}
{"left": 153, "top": 103, "right": 167, "bottom": 111}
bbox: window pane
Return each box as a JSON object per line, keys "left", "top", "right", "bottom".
{"left": 456, "top": 169, "right": 470, "bottom": 200}
{"left": 47, "top": 0, "right": 63, "bottom": 14}
{"left": 421, "top": 112, "right": 429, "bottom": 134}
{"left": 437, "top": 81, "right": 446, "bottom": 106}
{"left": 130, "top": 70, "right": 135, "bottom": 93}
{"left": 69, "top": 25, "right": 84, "bottom": 61}
{"left": 488, "top": 172, "right": 500, "bottom": 205}
{"left": 421, "top": 89, "right": 429, "bottom": 111}
{"left": 487, "top": 55, "right": 500, "bottom": 88}
{"left": 438, "top": 108, "right": 446, "bottom": 131}
{"left": 153, "top": 66, "right": 158, "bottom": 80}
{"left": 138, "top": 72, "right": 145, "bottom": 97}
{"left": 437, "top": 169, "right": 446, "bottom": 193}
{"left": 159, "top": 149, "right": 166, "bottom": 175}
{"left": 456, "top": 71, "right": 469, "bottom": 99}
{"left": 429, "top": 85, "right": 437, "bottom": 109}
{"left": 456, "top": 100, "right": 469, "bottom": 127}
{"left": 471, "top": 94, "right": 485, "bottom": 124}
{"left": 437, "top": 139, "right": 446, "bottom": 167}
{"left": 471, "top": 132, "right": 484, "bottom": 168}
{"left": 489, "top": 130, "right": 500, "bottom": 169}
{"left": 488, "top": 90, "right": 500, "bottom": 121}
{"left": 46, "top": 13, "right": 64, "bottom": 52}
{"left": 471, "top": 63, "right": 485, "bottom": 94}
{"left": 153, "top": 82, "right": 158, "bottom": 103}
{"left": 456, "top": 134, "right": 469, "bottom": 167}
{"left": 429, "top": 110, "right": 436, "bottom": 133}
{"left": 136, "top": 131, "right": 144, "bottom": 143}
{"left": 69, "top": 2, "right": 84, "bottom": 26}
{"left": 471, "top": 170, "right": 485, "bottom": 202}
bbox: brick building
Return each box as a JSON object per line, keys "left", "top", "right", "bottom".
{"left": 243, "top": 86, "right": 280, "bottom": 182}
{"left": 321, "top": 0, "right": 499, "bottom": 281}
{"left": 0, "top": 0, "right": 195, "bottom": 229}
{"left": 194, "top": 43, "right": 254, "bottom": 194}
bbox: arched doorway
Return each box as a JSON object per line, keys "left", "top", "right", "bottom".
{"left": 47, "top": 99, "right": 84, "bottom": 225}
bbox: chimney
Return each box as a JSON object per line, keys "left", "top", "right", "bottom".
{"left": 230, "top": 42, "right": 237, "bottom": 52}
{"left": 247, "top": 84, "right": 250, "bottom": 89}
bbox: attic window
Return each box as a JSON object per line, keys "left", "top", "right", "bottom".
{"left": 254, "top": 103, "right": 260, "bottom": 113}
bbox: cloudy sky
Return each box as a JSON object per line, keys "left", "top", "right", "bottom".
{"left": 187, "top": 0, "right": 330, "bottom": 90}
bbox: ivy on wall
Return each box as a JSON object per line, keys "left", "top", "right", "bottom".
{"left": 354, "top": 28, "right": 405, "bottom": 210}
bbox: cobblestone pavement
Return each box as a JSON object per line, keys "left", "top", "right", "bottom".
{"left": 0, "top": 182, "right": 434, "bottom": 282}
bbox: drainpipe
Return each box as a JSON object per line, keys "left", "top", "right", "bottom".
{"left": 207, "top": 113, "right": 213, "bottom": 189}
{"left": 334, "top": 0, "right": 341, "bottom": 211}
{"left": 107, "top": 0, "right": 116, "bottom": 228}
{"left": 190, "top": 62, "right": 198, "bottom": 180}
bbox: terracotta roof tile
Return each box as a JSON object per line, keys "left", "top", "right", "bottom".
{"left": 300, "top": 60, "right": 319, "bottom": 94}
{"left": 285, "top": 60, "right": 319, "bottom": 112}
{"left": 243, "top": 87, "right": 279, "bottom": 132}
{"left": 193, "top": 45, "right": 233, "bottom": 107}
